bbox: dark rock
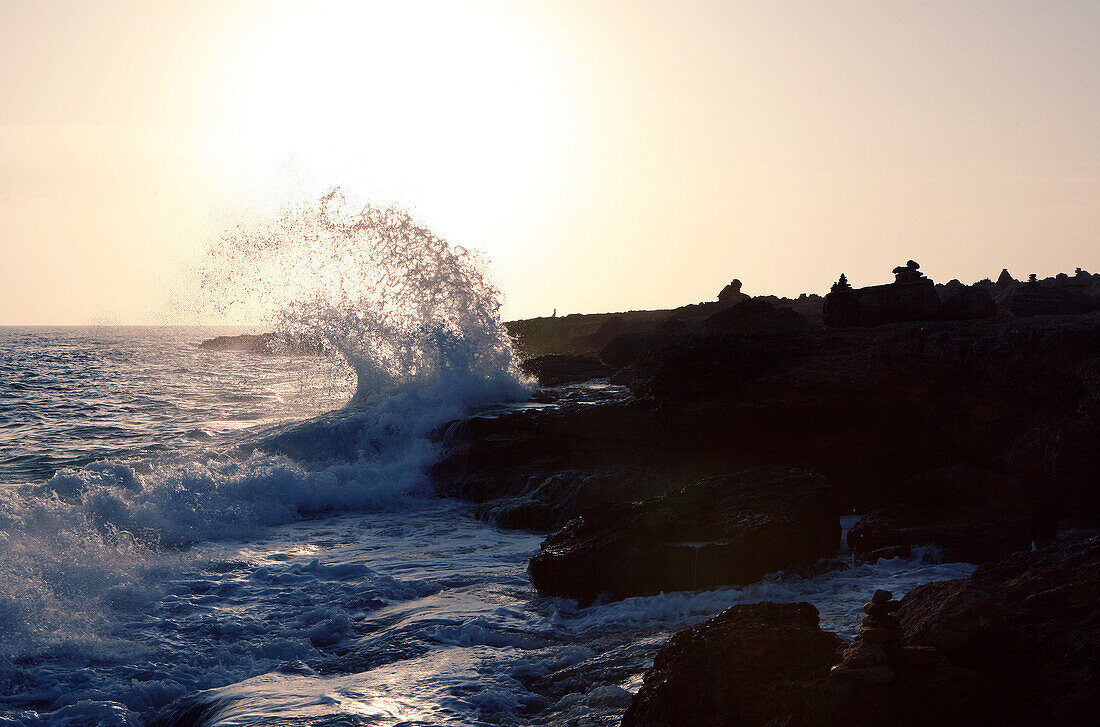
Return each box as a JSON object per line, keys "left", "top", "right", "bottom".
{"left": 938, "top": 283, "right": 996, "bottom": 320}
{"left": 622, "top": 601, "right": 985, "bottom": 727}
{"left": 996, "top": 268, "right": 1016, "bottom": 287}
{"left": 857, "top": 625, "right": 904, "bottom": 643}
{"left": 823, "top": 279, "right": 942, "bottom": 327}
{"left": 1007, "top": 285, "right": 1092, "bottom": 317}
{"left": 840, "top": 639, "right": 887, "bottom": 666}
{"left": 625, "top": 538, "right": 1098, "bottom": 726}
{"left": 198, "top": 333, "right": 275, "bottom": 353}
{"left": 527, "top": 468, "right": 840, "bottom": 604}
{"left": 896, "top": 579, "right": 1004, "bottom": 652}
{"left": 597, "top": 331, "right": 682, "bottom": 369}
{"left": 902, "top": 645, "right": 939, "bottom": 665}
{"left": 854, "top": 544, "right": 912, "bottom": 564}
{"left": 702, "top": 298, "right": 811, "bottom": 335}
{"left": 863, "top": 600, "right": 901, "bottom": 616}
{"left": 518, "top": 354, "right": 611, "bottom": 386}
{"left": 717, "top": 278, "right": 748, "bottom": 303}
{"left": 846, "top": 463, "right": 1042, "bottom": 563}
{"left": 434, "top": 314, "right": 1100, "bottom": 533}
{"left": 871, "top": 589, "right": 893, "bottom": 603}
{"left": 828, "top": 664, "right": 895, "bottom": 683}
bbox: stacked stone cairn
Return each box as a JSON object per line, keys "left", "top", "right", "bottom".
{"left": 829, "top": 589, "right": 926, "bottom": 684}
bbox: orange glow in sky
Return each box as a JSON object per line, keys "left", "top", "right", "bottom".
{"left": 2, "top": 0, "right": 1098, "bottom": 323}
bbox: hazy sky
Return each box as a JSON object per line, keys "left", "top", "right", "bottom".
{"left": 2, "top": 0, "right": 1098, "bottom": 324}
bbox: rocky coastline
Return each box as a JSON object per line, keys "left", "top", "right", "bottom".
{"left": 432, "top": 263, "right": 1099, "bottom": 725}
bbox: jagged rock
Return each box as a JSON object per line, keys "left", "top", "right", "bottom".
{"left": 702, "top": 298, "right": 811, "bottom": 335}
{"left": 864, "top": 600, "right": 901, "bottom": 616}
{"left": 622, "top": 601, "right": 985, "bottom": 727}
{"left": 624, "top": 538, "right": 1098, "bottom": 726}
{"left": 527, "top": 468, "right": 840, "bottom": 604}
{"left": 996, "top": 268, "right": 1016, "bottom": 287}
{"left": 938, "top": 283, "right": 996, "bottom": 320}
{"left": 518, "top": 354, "right": 611, "bottom": 386}
{"left": 896, "top": 578, "right": 1005, "bottom": 652}
{"left": 872, "top": 589, "right": 893, "bottom": 603}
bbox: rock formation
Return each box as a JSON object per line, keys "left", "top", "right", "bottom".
{"left": 828, "top": 589, "right": 905, "bottom": 684}
{"left": 717, "top": 278, "right": 748, "bottom": 303}
{"left": 518, "top": 354, "right": 611, "bottom": 386}
{"left": 527, "top": 468, "right": 840, "bottom": 604}
{"left": 622, "top": 536, "right": 1098, "bottom": 726}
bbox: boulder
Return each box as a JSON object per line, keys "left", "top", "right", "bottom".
{"left": 895, "top": 579, "right": 1005, "bottom": 652}
{"left": 518, "top": 354, "right": 611, "bottom": 386}
{"left": 718, "top": 278, "right": 748, "bottom": 303}
{"left": 624, "top": 537, "right": 1099, "bottom": 727}
{"left": 527, "top": 468, "right": 840, "bottom": 604}
{"left": 622, "top": 602, "right": 984, "bottom": 727}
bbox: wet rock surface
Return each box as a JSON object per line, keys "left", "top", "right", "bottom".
{"left": 518, "top": 353, "right": 611, "bottom": 386}
{"left": 527, "top": 468, "right": 840, "bottom": 604}
{"left": 434, "top": 313, "right": 1100, "bottom": 541}
{"left": 623, "top": 536, "right": 1099, "bottom": 726}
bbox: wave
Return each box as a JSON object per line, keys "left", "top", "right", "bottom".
{"left": 0, "top": 193, "right": 530, "bottom": 667}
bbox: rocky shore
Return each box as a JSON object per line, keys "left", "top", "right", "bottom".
{"left": 430, "top": 263, "right": 1099, "bottom": 724}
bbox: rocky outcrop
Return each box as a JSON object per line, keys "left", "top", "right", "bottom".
{"left": 1006, "top": 282, "right": 1092, "bottom": 317}
{"left": 434, "top": 313, "right": 1100, "bottom": 540}
{"left": 518, "top": 354, "right": 610, "bottom": 386}
{"left": 717, "top": 278, "right": 748, "bottom": 303}
{"left": 198, "top": 333, "right": 325, "bottom": 355}
{"left": 702, "top": 298, "right": 811, "bottom": 335}
{"left": 623, "top": 537, "right": 1099, "bottom": 726}
{"left": 198, "top": 333, "right": 276, "bottom": 353}
{"left": 527, "top": 468, "right": 840, "bottom": 604}
{"left": 622, "top": 601, "right": 984, "bottom": 727}
{"left": 846, "top": 464, "right": 1040, "bottom": 563}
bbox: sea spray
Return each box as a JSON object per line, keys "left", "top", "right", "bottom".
{"left": 0, "top": 194, "right": 533, "bottom": 721}
{"left": 202, "top": 189, "right": 529, "bottom": 404}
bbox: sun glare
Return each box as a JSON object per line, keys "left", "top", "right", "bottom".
{"left": 195, "top": 0, "right": 578, "bottom": 229}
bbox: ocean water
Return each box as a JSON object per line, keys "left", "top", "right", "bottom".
{"left": 1, "top": 200, "right": 976, "bottom": 725}
{"left": 0, "top": 326, "right": 977, "bottom": 727}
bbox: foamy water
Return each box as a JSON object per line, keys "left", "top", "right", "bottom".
{"left": 1, "top": 201, "right": 976, "bottom": 725}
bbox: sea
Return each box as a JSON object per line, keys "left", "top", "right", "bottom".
{"left": 0, "top": 201, "right": 976, "bottom": 726}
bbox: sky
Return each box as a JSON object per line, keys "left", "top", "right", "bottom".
{"left": 1, "top": 0, "right": 1098, "bottom": 324}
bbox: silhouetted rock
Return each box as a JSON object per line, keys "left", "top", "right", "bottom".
{"left": 938, "top": 283, "right": 996, "bottom": 320}
{"left": 597, "top": 331, "right": 682, "bottom": 369}
{"left": 996, "top": 268, "right": 1016, "bottom": 287}
{"left": 518, "top": 354, "right": 611, "bottom": 386}
{"left": 1007, "top": 284, "right": 1092, "bottom": 317}
{"left": 435, "top": 314, "right": 1100, "bottom": 535}
{"left": 198, "top": 333, "right": 325, "bottom": 355}
{"left": 198, "top": 333, "right": 276, "bottom": 353}
{"left": 823, "top": 277, "right": 941, "bottom": 327}
{"left": 892, "top": 259, "right": 927, "bottom": 283}
{"left": 527, "top": 468, "right": 839, "bottom": 604}
{"left": 702, "top": 298, "right": 811, "bottom": 334}
{"left": 717, "top": 278, "right": 748, "bottom": 303}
